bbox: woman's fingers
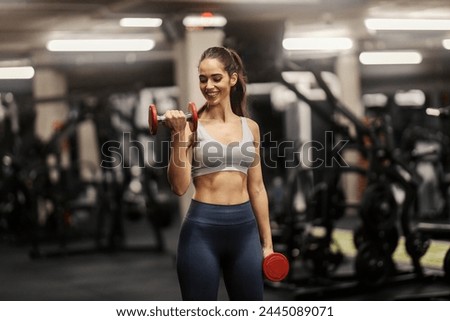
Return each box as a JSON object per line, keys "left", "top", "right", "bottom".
{"left": 164, "top": 110, "right": 187, "bottom": 132}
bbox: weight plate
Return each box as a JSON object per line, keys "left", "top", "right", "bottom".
{"left": 148, "top": 104, "right": 158, "bottom": 135}
{"left": 360, "top": 183, "right": 397, "bottom": 231}
{"left": 353, "top": 225, "right": 365, "bottom": 250}
{"left": 405, "top": 231, "right": 431, "bottom": 259}
{"left": 354, "top": 242, "right": 394, "bottom": 287}
{"left": 263, "top": 252, "right": 289, "bottom": 282}
{"left": 379, "top": 226, "right": 400, "bottom": 255}
{"left": 354, "top": 225, "right": 399, "bottom": 256}
{"left": 444, "top": 248, "right": 450, "bottom": 282}
{"left": 188, "top": 102, "right": 198, "bottom": 132}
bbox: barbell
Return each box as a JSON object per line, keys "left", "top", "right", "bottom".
{"left": 148, "top": 102, "right": 198, "bottom": 135}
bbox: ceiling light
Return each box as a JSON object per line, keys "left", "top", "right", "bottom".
{"left": 119, "top": 18, "right": 162, "bottom": 28}
{"left": 363, "top": 93, "right": 388, "bottom": 108}
{"left": 0, "top": 59, "right": 32, "bottom": 68}
{"left": 425, "top": 108, "right": 441, "bottom": 117}
{"left": 46, "top": 39, "right": 155, "bottom": 52}
{"left": 0, "top": 66, "right": 35, "bottom": 79}
{"left": 394, "top": 90, "right": 426, "bottom": 107}
{"left": 359, "top": 51, "right": 422, "bottom": 65}
{"left": 182, "top": 12, "right": 227, "bottom": 28}
{"left": 282, "top": 37, "right": 353, "bottom": 51}
{"left": 365, "top": 18, "right": 450, "bottom": 31}
{"left": 442, "top": 39, "right": 450, "bottom": 50}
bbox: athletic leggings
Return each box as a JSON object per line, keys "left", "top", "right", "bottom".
{"left": 177, "top": 199, "right": 264, "bottom": 300}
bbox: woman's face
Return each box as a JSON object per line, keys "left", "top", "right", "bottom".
{"left": 198, "top": 58, "right": 237, "bottom": 107}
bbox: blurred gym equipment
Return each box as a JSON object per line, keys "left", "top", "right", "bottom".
{"left": 269, "top": 60, "right": 450, "bottom": 298}
{"left": 0, "top": 92, "right": 177, "bottom": 258}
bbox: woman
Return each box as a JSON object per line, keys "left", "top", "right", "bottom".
{"left": 164, "top": 46, "right": 273, "bottom": 300}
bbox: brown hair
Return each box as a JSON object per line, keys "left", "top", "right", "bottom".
{"left": 199, "top": 46, "right": 248, "bottom": 117}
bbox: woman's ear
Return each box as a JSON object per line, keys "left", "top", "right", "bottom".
{"left": 230, "top": 72, "right": 238, "bottom": 87}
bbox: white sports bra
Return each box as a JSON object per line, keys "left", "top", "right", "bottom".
{"left": 191, "top": 117, "right": 256, "bottom": 177}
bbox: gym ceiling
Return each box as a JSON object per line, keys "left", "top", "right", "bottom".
{"left": 1, "top": 0, "right": 450, "bottom": 95}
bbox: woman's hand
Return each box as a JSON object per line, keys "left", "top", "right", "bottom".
{"left": 164, "top": 110, "right": 187, "bottom": 134}
{"left": 262, "top": 246, "right": 274, "bottom": 259}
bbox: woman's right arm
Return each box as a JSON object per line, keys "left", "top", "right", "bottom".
{"left": 166, "top": 110, "right": 193, "bottom": 196}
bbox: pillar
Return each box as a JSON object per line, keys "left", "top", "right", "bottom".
{"left": 33, "top": 68, "right": 72, "bottom": 171}
{"left": 33, "top": 68, "right": 69, "bottom": 142}
{"left": 175, "top": 29, "right": 225, "bottom": 109}
{"left": 174, "top": 28, "right": 225, "bottom": 217}
{"left": 335, "top": 54, "right": 364, "bottom": 120}
{"left": 335, "top": 53, "right": 365, "bottom": 207}
{"left": 33, "top": 68, "right": 99, "bottom": 181}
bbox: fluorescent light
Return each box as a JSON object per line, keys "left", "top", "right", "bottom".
{"left": 282, "top": 37, "right": 353, "bottom": 51}
{"left": 183, "top": 13, "right": 227, "bottom": 28}
{"left": 46, "top": 39, "right": 155, "bottom": 52}
{"left": 443, "top": 39, "right": 450, "bottom": 50}
{"left": 120, "top": 18, "right": 162, "bottom": 28}
{"left": 359, "top": 51, "right": 422, "bottom": 65}
{"left": 363, "top": 93, "right": 388, "bottom": 108}
{"left": 0, "top": 59, "right": 31, "bottom": 68}
{"left": 365, "top": 18, "right": 450, "bottom": 31}
{"left": 426, "top": 108, "right": 441, "bottom": 117}
{"left": 0, "top": 66, "right": 35, "bottom": 79}
{"left": 394, "top": 90, "right": 426, "bottom": 107}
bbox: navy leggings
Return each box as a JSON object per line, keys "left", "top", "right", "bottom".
{"left": 176, "top": 199, "right": 264, "bottom": 300}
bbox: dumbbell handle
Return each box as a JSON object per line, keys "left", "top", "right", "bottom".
{"left": 148, "top": 102, "right": 198, "bottom": 135}
{"left": 156, "top": 112, "right": 194, "bottom": 123}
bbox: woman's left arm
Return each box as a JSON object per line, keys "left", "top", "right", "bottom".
{"left": 246, "top": 119, "right": 274, "bottom": 258}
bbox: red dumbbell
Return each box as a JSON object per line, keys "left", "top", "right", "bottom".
{"left": 263, "top": 252, "right": 289, "bottom": 282}
{"left": 148, "top": 102, "right": 198, "bottom": 135}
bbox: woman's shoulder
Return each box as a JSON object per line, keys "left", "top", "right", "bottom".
{"left": 242, "top": 117, "right": 259, "bottom": 129}
{"left": 242, "top": 117, "right": 260, "bottom": 138}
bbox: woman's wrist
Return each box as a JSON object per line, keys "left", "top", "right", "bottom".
{"left": 261, "top": 242, "right": 273, "bottom": 251}
{"left": 171, "top": 130, "right": 188, "bottom": 145}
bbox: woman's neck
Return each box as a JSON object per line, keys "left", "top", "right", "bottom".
{"left": 202, "top": 102, "right": 236, "bottom": 122}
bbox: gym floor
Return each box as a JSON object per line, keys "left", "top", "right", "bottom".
{"left": 0, "top": 215, "right": 292, "bottom": 301}
{"left": 1, "top": 214, "right": 449, "bottom": 301}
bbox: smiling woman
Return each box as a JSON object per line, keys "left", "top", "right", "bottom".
{"left": 161, "top": 47, "right": 274, "bottom": 301}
